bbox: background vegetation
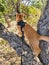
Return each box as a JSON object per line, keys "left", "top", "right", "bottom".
{"left": 0, "top": 0, "right": 47, "bottom": 27}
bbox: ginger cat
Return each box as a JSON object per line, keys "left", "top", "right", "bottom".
{"left": 16, "top": 13, "right": 49, "bottom": 56}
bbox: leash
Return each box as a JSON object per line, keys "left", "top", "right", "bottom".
{"left": 21, "top": 27, "right": 24, "bottom": 65}
{"left": 17, "top": 20, "right": 26, "bottom": 65}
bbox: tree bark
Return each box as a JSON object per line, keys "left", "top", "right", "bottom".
{"left": 37, "top": 0, "right": 49, "bottom": 36}
{"left": 0, "top": 23, "right": 43, "bottom": 65}
{"left": 37, "top": 0, "right": 49, "bottom": 65}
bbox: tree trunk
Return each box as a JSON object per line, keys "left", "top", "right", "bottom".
{"left": 0, "top": 23, "right": 43, "bottom": 65}
{"left": 37, "top": 0, "right": 49, "bottom": 65}
{"left": 37, "top": 0, "right": 49, "bottom": 36}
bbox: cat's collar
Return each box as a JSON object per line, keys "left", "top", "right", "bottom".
{"left": 17, "top": 20, "right": 26, "bottom": 28}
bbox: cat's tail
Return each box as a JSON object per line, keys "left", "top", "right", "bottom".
{"left": 39, "top": 35, "right": 49, "bottom": 42}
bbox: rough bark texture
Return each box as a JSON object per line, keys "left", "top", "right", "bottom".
{"left": 37, "top": 0, "right": 49, "bottom": 35}
{"left": 37, "top": 0, "right": 49, "bottom": 65}
{"left": 0, "top": 24, "right": 42, "bottom": 65}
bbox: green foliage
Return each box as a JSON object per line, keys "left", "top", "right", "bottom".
{"left": 0, "top": 17, "right": 5, "bottom": 23}
{"left": 0, "top": 0, "right": 47, "bottom": 24}
{"left": 31, "top": 0, "right": 43, "bottom": 10}
{"left": 0, "top": 0, "right": 7, "bottom": 12}
{"left": 20, "top": 4, "right": 30, "bottom": 18}
{"left": 0, "top": 0, "right": 17, "bottom": 14}
{"left": 0, "top": 38, "right": 14, "bottom": 54}
{"left": 27, "top": 6, "right": 41, "bottom": 26}
{"left": 20, "top": 3, "right": 41, "bottom": 27}
{"left": 35, "top": 1, "right": 43, "bottom": 9}
{"left": 0, "top": 12, "right": 5, "bottom": 23}
{"left": 0, "top": 39, "right": 7, "bottom": 46}
{"left": 0, "top": 3, "right": 5, "bottom": 12}
{"left": 0, "top": 0, "right": 17, "bottom": 23}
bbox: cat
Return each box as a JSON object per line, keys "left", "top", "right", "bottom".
{"left": 16, "top": 13, "right": 49, "bottom": 56}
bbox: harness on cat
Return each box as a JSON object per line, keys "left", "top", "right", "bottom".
{"left": 17, "top": 20, "right": 26, "bottom": 39}
{"left": 17, "top": 20, "right": 26, "bottom": 28}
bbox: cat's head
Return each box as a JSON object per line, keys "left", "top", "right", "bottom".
{"left": 16, "top": 13, "right": 25, "bottom": 22}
